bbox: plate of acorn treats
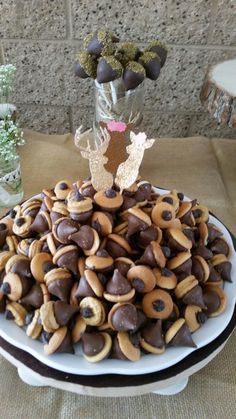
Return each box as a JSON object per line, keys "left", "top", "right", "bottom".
{"left": 0, "top": 180, "right": 235, "bottom": 376}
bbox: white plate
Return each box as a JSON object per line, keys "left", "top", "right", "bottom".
{"left": 0, "top": 188, "right": 235, "bottom": 375}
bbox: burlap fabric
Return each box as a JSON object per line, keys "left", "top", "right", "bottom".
{"left": 0, "top": 130, "right": 235, "bottom": 418}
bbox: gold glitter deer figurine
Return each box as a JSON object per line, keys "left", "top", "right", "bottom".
{"left": 115, "top": 131, "right": 155, "bottom": 192}
{"left": 75, "top": 126, "right": 114, "bottom": 191}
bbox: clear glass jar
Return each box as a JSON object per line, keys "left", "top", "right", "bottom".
{"left": 93, "top": 79, "right": 145, "bottom": 173}
{"left": 0, "top": 155, "right": 24, "bottom": 207}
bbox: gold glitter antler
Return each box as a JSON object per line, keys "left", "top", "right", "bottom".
{"left": 115, "top": 131, "right": 155, "bottom": 192}
{"left": 75, "top": 126, "right": 113, "bottom": 191}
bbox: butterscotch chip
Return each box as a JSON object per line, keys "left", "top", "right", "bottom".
{"left": 30, "top": 252, "right": 53, "bottom": 282}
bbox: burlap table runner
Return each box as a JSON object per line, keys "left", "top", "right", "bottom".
{"left": 0, "top": 129, "right": 235, "bottom": 418}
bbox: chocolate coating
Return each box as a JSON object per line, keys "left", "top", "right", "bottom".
{"left": 81, "top": 332, "right": 105, "bottom": 356}
{"left": 97, "top": 56, "right": 122, "bottom": 84}
{"left": 106, "top": 269, "right": 132, "bottom": 295}
{"left": 139, "top": 52, "right": 161, "bottom": 80}
{"left": 123, "top": 62, "right": 145, "bottom": 90}
{"left": 142, "top": 319, "right": 164, "bottom": 348}
{"left": 111, "top": 304, "right": 138, "bottom": 331}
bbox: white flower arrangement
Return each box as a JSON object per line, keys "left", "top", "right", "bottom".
{"left": 0, "top": 116, "right": 25, "bottom": 161}
{"left": 0, "top": 64, "right": 16, "bottom": 103}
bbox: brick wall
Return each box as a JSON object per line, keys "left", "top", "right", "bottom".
{"left": 0, "top": 0, "right": 236, "bottom": 138}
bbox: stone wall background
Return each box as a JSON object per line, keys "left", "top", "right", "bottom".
{"left": 0, "top": 0, "right": 235, "bottom": 138}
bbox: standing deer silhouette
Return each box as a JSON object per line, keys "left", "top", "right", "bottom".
{"left": 74, "top": 126, "right": 114, "bottom": 191}
{"left": 115, "top": 132, "right": 155, "bottom": 192}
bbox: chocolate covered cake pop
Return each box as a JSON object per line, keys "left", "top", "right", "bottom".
{"left": 139, "top": 51, "right": 161, "bottom": 80}
{"left": 97, "top": 56, "right": 123, "bottom": 84}
{"left": 145, "top": 40, "right": 168, "bottom": 68}
{"left": 123, "top": 61, "right": 145, "bottom": 90}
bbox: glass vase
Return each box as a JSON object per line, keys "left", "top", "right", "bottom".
{"left": 93, "top": 79, "right": 145, "bottom": 173}
{"left": 0, "top": 155, "right": 24, "bottom": 207}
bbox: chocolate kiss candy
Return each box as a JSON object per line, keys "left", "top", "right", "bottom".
{"left": 194, "top": 245, "right": 213, "bottom": 260}
{"left": 208, "top": 264, "right": 221, "bottom": 282}
{"left": 215, "top": 261, "right": 232, "bottom": 282}
{"left": 11, "top": 259, "right": 32, "bottom": 279}
{"left": 96, "top": 56, "right": 123, "bottom": 84}
{"left": 70, "top": 225, "right": 94, "bottom": 250}
{"left": 106, "top": 269, "right": 132, "bottom": 295}
{"left": 139, "top": 51, "right": 161, "bottom": 80}
{"left": 138, "top": 243, "right": 165, "bottom": 268}
{"left": 142, "top": 320, "right": 164, "bottom": 348}
{"left": 203, "top": 289, "right": 221, "bottom": 315}
{"left": 138, "top": 225, "right": 158, "bottom": 247}
{"left": 53, "top": 301, "right": 80, "bottom": 326}
{"left": 210, "top": 239, "right": 229, "bottom": 256}
{"left": 111, "top": 304, "right": 138, "bottom": 332}
{"left": 48, "top": 278, "right": 73, "bottom": 302}
{"left": 171, "top": 324, "right": 196, "bottom": 348}
{"left": 111, "top": 336, "right": 128, "bottom": 360}
{"left": 55, "top": 330, "right": 74, "bottom": 354}
{"left": 0, "top": 223, "right": 8, "bottom": 248}
{"left": 56, "top": 219, "right": 79, "bottom": 244}
{"left": 123, "top": 62, "right": 145, "bottom": 90}
{"left": 182, "top": 285, "right": 206, "bottom": 309}
{"left": 134, "top": 309, "right": 147, "bottom": 331}
{"left": 30, "top": 213, "right": 48, "bottom": 234}
{"left": 20, "top": 284, "right": 43, "bottom": 308}
{"left": 75, "top": 275, "right": 96, "bottom": 298}
{"left": 207, "top": 225, "right": 222, "bottom": 243}
{"left": 56, "top": 249, "right": 79, "bottom": 276}
{"left": 127, "top": 214, "right": 149, "bottom": 237}
{"left": 81, "top": 332, "right": 105, "bottom": 356}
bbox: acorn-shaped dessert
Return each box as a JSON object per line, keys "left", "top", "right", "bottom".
{"left": 91, "top": 211, "right": 113, "bottom": 236}
{"left": 53, "top": 245, "right": 80, "bottom": 276}
{"left": 84, "top": 30, "right": 115, "bottom": 57}
{"left": 174, "top": 275, "right": 206, "bottom": 309}
{"left": 20, "top": 283, "right": 49, "bottom": 309}
{"left": 74, "top": 51, "right": 97, "bottom": 79}
{"left": 123, "top": 61, "right": 145, "bottom": 90}
{"left": 165, "top": 318, "right": 196, "bottom": 348}
{"left": 114, "top": 257, "right": 134, "bottom": 276}
{"left": 106, "top": 234, "right": 132, "bottom": 259}
{"left": 137, "top": 241, "right": 166, "bottom": 268}
{"left": 13, "top": 215, "right": 34, "bottom": 238}
{"left": 81, "top": 332, "right": 112, "bottom": 362}
{"left": 30, "top": 252, "right": 53, "bottom": 282}
{"left": 127, "top": 265, "right": 156, "bottom": 293}
{"left": 29, "top": 211, "right": 51, "bottom": 235}
{"left": 209, "top": 238, "right": 230, "bottom": 257}
{"left": 108, "top": 302, "right": 138, "bottom": 332}
{"left": 45, "top": 267, "right": 73, "bottom": 301}
{"left": 137, "top": 225, "right": 162, "bottom": 248}
{"left": 104, "top": 269, "right": 135, "bottom": 302}
{"left": 40, "top": 300, "right": 79, "bottom": 333}
{"left": 111, "top": 331, "right": 141, "bottom": 361}
{"left": 79, "top": 296, "right": 106, "bottom": 326}
{"left": 140, "top": 319, "right": 165, "bottom": 354}
{"left": 115, "top": 42, "right": 140, "bottom": 66}
{"left": 127, "top": 207, "right": 152, "bottom": 236}
{"left": 54, "top": 180, "right": 72, "bottom": 200}
{"left": 165, "top": 228, "right": 192, "bottom": 252}
{"left": 192, "top": 204, "right": 209, "bottom": 224}
{"left": 177, "top": 202, "right": 195, "bottom": 227}
{"left": 5, "top": 301, "right": 27, "bottom": 326}
{"left": 211, "top": 254, "right": 232, "bottom": 282}
{"left": 203, "top": 286, "right": 227, "bottom": 317}
{"left": 191, "top": 255, "right": 210, "bottom": 283}
{"left": 183, "top": 305, "right": 208, "bottom": 333}
{"left": 85, "top": 249, "right": 114, "bottom": 273}
{"left": 70, "top": 225, "right": 100, "bottom": 256}
{"left": 167, "top": 251, "right": 192, "bottom": 276}
{"left": 50, "top": 201, "right": 69, "bottom": 224}
{"left": 94, "top": 189, "right": 123, "bottom": 212}
{"left": 139, "top": 51, "right": 161, "bottom": 80}
{"left": 25, "top": 309, "right": 43, "bottom": 340}
{"left": 96, "top": 56, "right": 123, "bottom": 84}
{"left": 44, "top": 326, "right": 74, "bottom": 355}
{"left": 142, "top": 289, "right": 173, "bottom": 319}
{"left": 154, "top": 267, "right": 177, "bottom": 290}
{"left": 67, "top": 190, "right": 93, "bottom": 223}
{"left": 75, "top": 270, "right": 104, "bottom": 298}
{"left": 1, "top": 271, "right": 33, "bottom": 302}
{"left": 5, "top": 254, "right": 31, "bottom": 278}
{"left": 145, "top": 40, "right": 168, "bottom": 68}
{"left": 52, "top": 217, "right": 79, "bottom": 244}
{"left": 151, "top": 202, "right": 177, "bottom": 229}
